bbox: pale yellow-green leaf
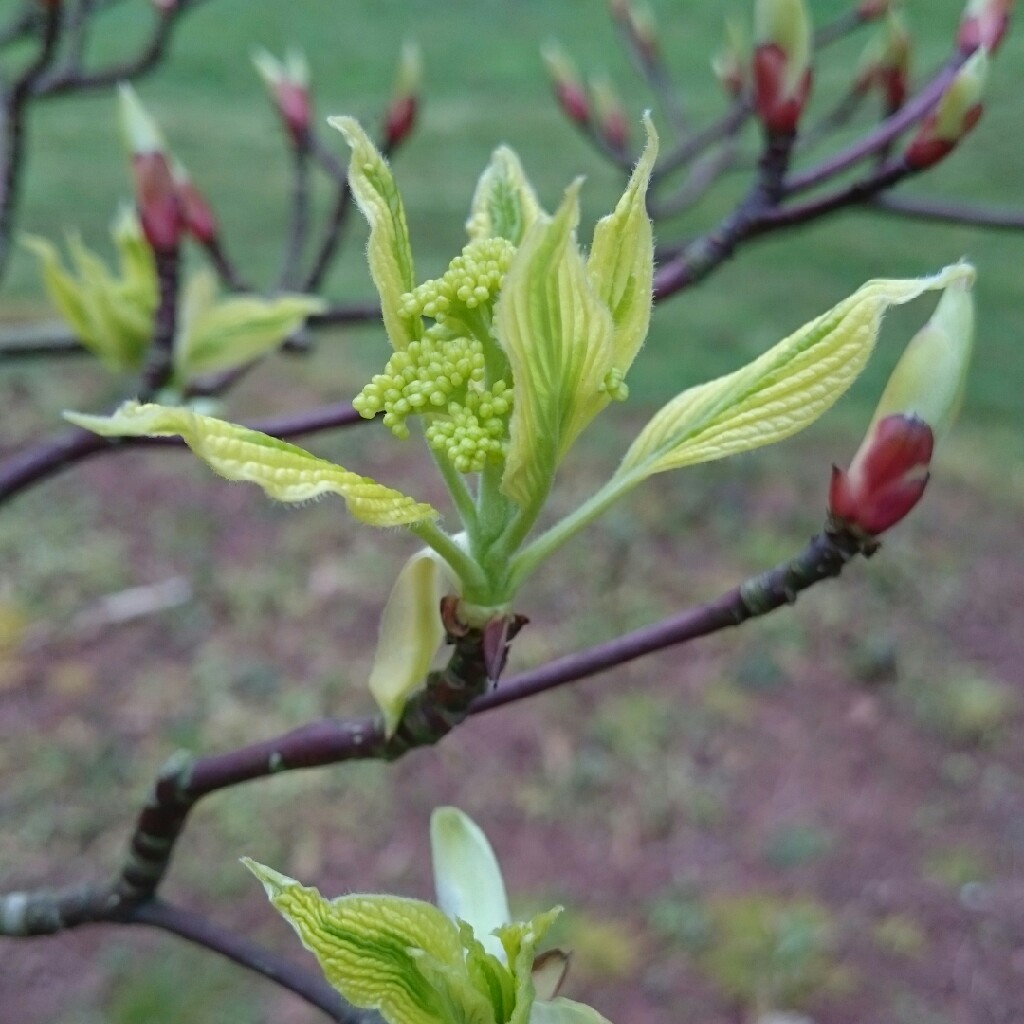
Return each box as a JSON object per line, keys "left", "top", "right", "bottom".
{"left": 497, "top": 182, "right": 615, "bottom": 509}
{"left": 868, "top": 271, "right": 975, "bottom": 441}
{"left": 530, "top": 998, "right": 616, "bottom": 1024}
{"left": 175, "top": 269, "right": 325, "bottom": 379}
{"left": 466, "top": 146, "right": 544, "bottom": 246}
{"left": 243, "top": 859, "right": 467, "bottom": 1024}
{"left": 499, "top": 908, "right": 564, "bottom": 1024}
{"left": 329, "top": 116, "right": 421, "bottom": 350}
{"left": 587, "top": 114, "right": 658, "bottom": 374}
{"left": 64, "top": 402, "right": 437, "bottom": 527}
{"left": 615, "top": 264, "right": 974, "bottom": 488}
{"left": 431, "top": 807, "right": 511, "bottom": 960}
{"left": 20, "top": 225, "right": 156, "bottom": 372}
{"left": 369, "top": 548, "right": 457, "bottom": 736}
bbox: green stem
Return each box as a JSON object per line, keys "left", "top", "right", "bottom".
{"left": 429, "top": 441, "right": 477, "bottom": 532}
{"left": 410, "top": 519, "right": 489, "bottom": 595}
{"left": 508, "top": 471, "right": 638, "bottom": 592}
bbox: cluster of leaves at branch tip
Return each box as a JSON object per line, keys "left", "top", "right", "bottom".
{"left": 67, "top": 105, "right": 975, "bottom": 733}
{"left": 244, "top": 806, "right": 610, "bottom": 1024}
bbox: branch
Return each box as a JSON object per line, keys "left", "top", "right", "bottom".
{"left": 650, "top": 99, "right": 751, "bottom": 186}
{"left": 787, "top": 54, "right": 967, "bottom": 194}
{"left": 870, "top": 192, "right": 1024, "bottom": 231}
{"left": 475, "top": 525, "right": 869, "bottom": 713}
{"left": 129, "top": 900, "right": 358, "bottom": 1022}
{"left": 139, "top": 245, "right": 182, "bottom": 398}
{"left": 277, "top": 134, "right": 313, "bottom": 291}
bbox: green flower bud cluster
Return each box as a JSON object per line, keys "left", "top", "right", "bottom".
{"left": 399, "top": 237, "right": 516, "bottom": 323}
{"left": 353, "top": 331, "right": 487, "bottom": 438}
{"left": 425, "top": 381, "right": 513, "bottom": 473}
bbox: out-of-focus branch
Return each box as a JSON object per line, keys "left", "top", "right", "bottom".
{"left": 277, "top": 133, "right": 312, "bottom": 291}
{"left": 650, "top": 99, "right": 751, "bottom": 186}
{"left": 870, "top": 193, "right": 1024, "bottom": 231}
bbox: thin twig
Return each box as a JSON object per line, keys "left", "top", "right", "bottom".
{"left": 129, "top": 900, "right": 358, "bottom": 1022}
{"left": 651, "top": 99, "right": 751, "bottom": 186}
{"left": 870, "top": 193, "right": 1024, "bottom": 231}
{"left": 277, "top": 135, "right": 312, "bottom": 291}
{"left": 139, "top": 246, "right": 181, "bottom": 398}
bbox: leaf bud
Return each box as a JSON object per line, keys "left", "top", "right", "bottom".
{"left": 712, "top": 19, "right": 748, "bottom": 98}
{"left": 384, "top": 42, "right": 422, "bottom": 150}
{"left": 252, "top": 47, "right": 312, "bottom": 143}
{"left": 829, "top": 267, "right": 975, "bottom": 536}
{"left": 958, "top": 0, "right": 1014, "bottom": 54}
{"left": 542, "top": 42, "right": 591, "bottom": 125}
{"left": 172, "top": 161, "right": 218, "bottom": 245}
{"left": 905, "top": 48, "right": 988, "bottom": 169}
{"left": 590, "top": 75, "right": 630, "bottom": 153}
{"left": 753, "top": 0, "right": 813, "bottom": 133}
{"left": 117, "top": 84, "right": 181, "bottom": 252}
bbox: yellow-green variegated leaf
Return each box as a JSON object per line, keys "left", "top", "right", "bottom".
{"left": 466, "top": 147, "right": 544, "bottom": 246}
{"left": 329, "top": 116, "right": 421, "bottom": 350}
{"left": 175, "top": 269, "right": 325, "bottom": 379}
{"left": 64, "top": 402, "right": 437, "bottom": 527}
{"left": 615, "top": 264, "right": 974, "bottom": 488}
{"left": 498, "top": 183, "right": 615, "bottom": 509}
{"left": 530, "top": 998, "right": 616, "bottom": 1024}
{"left": 587, "top": 114, "right": 658, "bottom": 374}
{"left": 369, "top": 548, "right": 458, "bottom": 736}
{"left": 243, "top": 860, "right": 468, "bottom": 1024}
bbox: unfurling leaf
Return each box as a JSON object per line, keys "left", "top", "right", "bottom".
{"left": 614, "top": 263, "right": 974, "bottom": 489}
{"left": 369, "top": 548, "right": 458, "bottom": 735}
{"left": 431, "top": 806, "right": 511, "bottom": 960}
{"left": 466, "top": 146, "right": 545, "bottom": 246}
{"left": 21, "top": 210, "right": 157, "bottom": 372}
{"left": 243, "top": 860, "right": 468, "bottom": 1024}
{"left": 175, "top": 269, "right": 325, "bottom": 380}
{"left": 329, "top": 116, "right": 421, "bottom": 349}
{"left": 587, "top": 115, "right": 658, "bottom": 375}
{"left": 498, "top": 182, "right": 615, "bottom": 510}
{"left": 64, "top": 402, "right": 437, "bottom": 526}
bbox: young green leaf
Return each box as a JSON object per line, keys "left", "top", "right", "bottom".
{"left": 174, "top": 269, "right": 325, "bottom": 380}
{"left": 431, "top": 807, "right": 511, "bottom": 960}
{"left": 499, "top": 908, "right": 564, "bottom": 1024}
{"left": 466, "top": 146, "right": 544, "bottom": 246}
{"left": 64, "top": 402, "right": 437, "bottom": 526}
{"left": 369, "top": 548, "right": 458, "bottom": 735}
{"left": 614, "top": 263, "right": 974, "bottom": 488}
{"left": 587, "top": 114, "right": 658, "bottom": 374}
{"left": 243, "top": 860, "right": 468, "bottom": 1024}
{"left": 498, "top": 182, "right": 615, "bottom": 509}
{"left": 329, "top": 116, "right": 421, "bottom": 350}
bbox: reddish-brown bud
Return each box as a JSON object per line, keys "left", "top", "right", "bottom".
{"left": 829, "top": 414, "right": 934, "bottom": 536}
{"left": 905, "top": 103, "right": 982, "bottom": 169}
{"left": 556, "top": 80, "right": 591, "bottom": 124}
{"left": 958, "top": 0, "right": 1014, "bottom": 54}
{"left": 754, "top": 44, "right": 813, "bottom": 134}
{"left": 252, "top": 49, "right": 312, "bottom": 144}
{"left": 858, "top": 0, "right": 893, "bottom": 19}
{"left": 174, "top": 170, "right": 218, "bottom": 245}
{"left": 133, "top": 152, "right": 181, "bottom": 252}
{"left": 385, "top": 94, "right": 418, "bottom": 150}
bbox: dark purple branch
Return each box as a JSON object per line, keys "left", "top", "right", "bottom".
{"left": 651, "top": 100, "right": 751, "bottom": 186}
{"left": 129, "top": 900, "right": 357, "bottom": 1022}
{"left": 201, "top": 235, "right": 250, "bottom": 292}
{"left": 476, "top": 527, "right": 867, "bottom": 712}
{"left": 277, "top": 134, "right": 312, "bottom": 291}
{"left": 787, "top": 55, "right": 966, "bottom": 194}
{"left": 139, "top": 245, "right": 182, "bottom": 398}
{"left": 870, "top": 193, "right": 1024, "bottom": 231}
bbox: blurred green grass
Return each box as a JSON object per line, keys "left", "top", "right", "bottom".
{"left": 4, "top": 0, "right": 1022, "bottom": 427}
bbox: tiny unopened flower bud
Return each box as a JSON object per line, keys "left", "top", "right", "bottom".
{"left": 173, "top": 161, "right": 218, "bottom": 245}
{"left": 905, "top": 48, "right": 987, "bottom": 169}
{"left": 754, "top": 0, "right": 813, "bottom": 134}
{"left": 829, "top": 266, "right": 975, "bottom": 536}
{"left": 628, "top": 1, "right": 659, "bottom": 62}
{"left": 958, "top": 0, "right": 1014, "bottom": 54}
{"left": 609, "top": 0, "right": 630, "bottom": 23}
{"left": 117, "top": 84, "right": 181, "bottom": 252}
{"left": 385, "top": 42, "right": 421, "bottom": 150}
{"left": 543, "top": 42, "right": 591, "bottom": 125}
{"left": 856, "top": 13, "right": 911, "bottom": 109}
{"left": 712, "top": 18, "right": 748, "bottom": 98}
{"left": 151, "top": 0, "right": 177, "bottom": 12}
{"left": 252, "top": 47, "right": 312, "bottom": 143}
{"left": 857, "top": 0, "right": 893, "bottom": 19}
{"left": 591, "top": 75, "right": 630, "bottom": 152}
